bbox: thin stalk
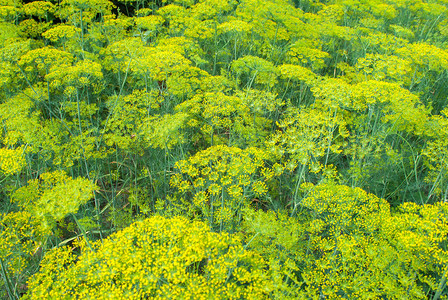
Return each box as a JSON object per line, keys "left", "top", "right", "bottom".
{"left": 427, "top": 166, "right": 445, "bottom": 203}
{"left": 324, "top": 109, "right": 338, "bottom": 167}
{"left": 392, "top": 133, "right": 424, "bottom": 204}
{"left": 243, "top": 232, "right": 259, "bottom": 250}
{"left": 213, "top": 21, "right": 218, "bottom": 75}
{"left": 71, "top": 213, "right": 93, "bottom": 251}
{"left": 0, "top": 258, "right": 18, "bottom": 300}
{"left": 290, "top": 163, "right": 307, "bottom": 217}
{"left": 219, "top": 187, "right": 225, "bottom": 231}
{"left": 75, "top": 90, "right": 102, "bottom": 239}
{"left": 79, "top": 9, "right": 86, "bottom": 59}
{"left": 97, "top": 58, "right": 132, "bottom": 148}
{"left": 432, "top": 267, "right": 447, "bottom": 300}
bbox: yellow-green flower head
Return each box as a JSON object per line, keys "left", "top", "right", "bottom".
{"left": 24, "top": 216, "right": 271, "bottom": 299}
{"left": 0, "top": 147, "right": 26, "bottom": 175}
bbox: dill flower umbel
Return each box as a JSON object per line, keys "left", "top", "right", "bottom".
{"left": 24, "top": 216, "right": 271, "bottom": 299}
{"left": 0, "top": 147, "right": 26, "bottom": 175}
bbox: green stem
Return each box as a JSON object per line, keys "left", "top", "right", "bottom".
{"left": 432, "top": 267, "right": 447, "bottom": 300}
{"left": 0, "top": 258, "right": 18, "bottom": 300}
{"left": 290, "top": 163, "right": 307, "bottom": 217}
{"left": 71, "top": 213, "right": 93, "bottom": 251}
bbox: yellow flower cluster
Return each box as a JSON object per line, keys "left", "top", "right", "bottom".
{"left": 279, "top": 63, "right": 317, "bottom": 84}
{"left": 0, "top": 147, "right": 26, "bottom": 175}
{"left": 171, "top": 145, "right": 270, "bottom": 228}
{"left": 24, "top": 216, "right": 271, "bottom": 299}
{"left": 19, "top": 19, "right": 52, "bottom": 38}
{"left": 97, "top": 14, "right": 134, "bottom": 44}
{"left": 103, "top": 89, "right": 162, "bottom": 150}
{"left": 0, "top": 91, "right": 42, "bottom": 146}
{"left": 218, "top": 19, "right": 252, "bottom": 35}
{"left": 102, "top": 37, "right": 146, "bottom": 73}
{"left": 231, "top": 55, "right": 278, "bottom": 88}
{"left": 135, "top": 15, "right": 164, "bottom": 32}
{"left": 351, "top": 80, "right": 429, "bottom": 134}
{"left": 3, "top": 0, "right": 448, "bottom": 298}
{"left": 354, "top": 53, "right": 412, "bottom": 84}
{"left": 396, "top": 42, "right": 448, "bottom": 74}
{"left": 58, "top": 0, "right": 115, "bottom": 23}
{"left": 129, "top": 46, "right": 192, "bottom": 82}
{"left": 42, "top": 25, "right": 81, "bottom": 43}
{"left": 166, "top": 64, "right": 210, "bottom": 98}
{"left": 235, "top": 0, "right": 294, "bottom": 44}
{"left": 12, "top": 170, "right": 97, "bottom": 230}
{"left": 18, "top": 46, "right": 74, "bottom": 76}
{"left": 268, "top": 106, "right": 346, "bottom": 169}
{"left": 142, "top": 112, "right": 191, "bottom": 150}
{"left": 176, "top": 89, "right": 282, "bottom": 148}
{"left": 301, "top": 75, "right": 431, "bottom": 186}
{"left": 0, "top": 211, "right": 50, "bottom": 297}
{"left": 243, "top": 183, "right": 448, "bottom": 299}
{"left": 300, "top": 182, "right": 390, "bottom": 235}
{"left": 22, "top": 1, "right": 56, "bottom": 18}
{"left": 46, "top": 59, "right": 104, "bottom": 93}
{"left": 287, "top": 40, "right": 330, "bottom": 70}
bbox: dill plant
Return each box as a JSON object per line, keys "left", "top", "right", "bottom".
{"left": 1, "top": 0, "right": 448, "bottom": 298}
{"left": 169, "top": 145, "right": 272, "bottom": 231}
{"left": 23, "top": 216, "right": 271, "bottom": 299}
{"left": 243, "top": 183, "right": 448, "bottom": 299}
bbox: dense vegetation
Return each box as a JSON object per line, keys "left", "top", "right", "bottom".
{"left": 1, "top": 0, "right": 448, "bottom": 298}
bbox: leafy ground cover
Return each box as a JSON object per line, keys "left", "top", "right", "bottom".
{"left": 1, "top": 0, "right": 448, "bottom": 298}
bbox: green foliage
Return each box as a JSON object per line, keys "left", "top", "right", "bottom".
{"left": 2, "top": 0, "right": 448, "bottom": 297}
{"left": 0, "top": 211, "right": 50, "bottom": 298}
{"left": 244, "top": 183, "right": 448, "bottom": 299}
{"left": 12, "top": 170, "right": 98, "bottom": 230}
{"left": 422, "top": 108, "right": 448, "bottom": 201}
{"left": 176, "top": 89, "right": 283, "bottom": 148}
{"left": 170, "top": 145, "right": 271, "bottom": 230}
{"left": 0, "top": 172, "right": 96, "bottom": 299}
